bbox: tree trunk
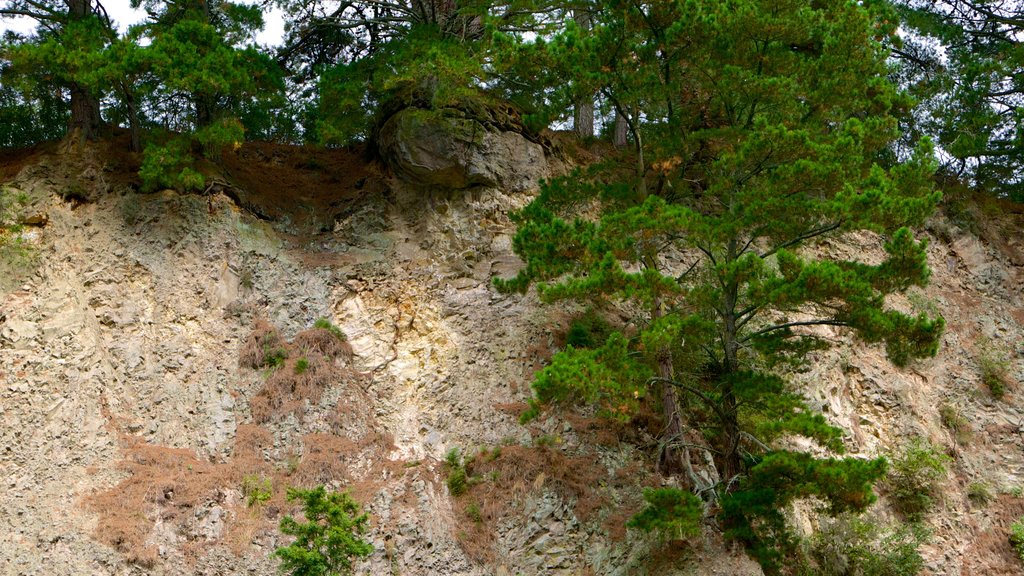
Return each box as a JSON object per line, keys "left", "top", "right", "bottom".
{"left": 574, "top": 101, "right": 595, "bottom": 140}
{"left": 127, "top": 94, "right": 141, "bottom": 153}
{"left": 67, "top": 0, "right": 102, "bottom": 141}
{"left": 69, "top": 81, "right": 101, "bottom": 141}
{"left": 613, "top": 112, "right": 628, "bottom": 147}
{"left": 720, "top": 238, "right": 743, "bottom": 482}
{"left": 572, "top": 9, "right": 594, "bottom": 140}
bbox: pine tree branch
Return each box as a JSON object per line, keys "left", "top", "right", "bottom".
{"left": 759, "top": 220, "right": 842, "bottom": 259}
{"left": 650, "top": 376, "right": 727, "bottom": 423}
{"left": 739, "top": 319, "right": 848, "bottom": 343}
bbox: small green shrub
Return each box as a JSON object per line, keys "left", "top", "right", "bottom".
{"left": 1011, "top": 517, "right": 1024, "bottom": 562}
{"left": 314, "top": 317, "right": 347, "bottom": 341}
{"left": 938, "top": 403, "right": 972, "bottom": 444}
{"left": 264, "top": 346, "right": 288, "bottom": 368}
{"left": 887, "top": 439, "right": 951, "bottom": 520}
{"left": 967, "top": 481, "right": 993, "bottom": 506}
{"left": 533, "top": 434, "right": 560, "bottom": 447}
{"left": 802, "top": 514, "right": 927, "bottom": 576}
{"left": 275, "top": 486, "right": 373, "bottom": 576}
{"left": 445, "top": 448, "right": 469, "bottom": 497}
{"left": 0, "top": 186, "right": 37, "bottom": 291}
{"left": 465, "top": 501, "right": 483, "bottom": 523}
{"left": 906, "top": 290, "right": 940, "bottom": 318}
{"left": 294, "top": 357, "right": 309, "bottom": 375}
{"left": 979, "top": 341, "right": 1011, "bottom": 399}
{"left": 242, "top": 474, "right": 272, "bottom": 508}
{"left": 627, "top": 487, "right": 702, "bottom": 540}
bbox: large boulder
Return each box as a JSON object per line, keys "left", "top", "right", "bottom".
{"left": 376, "top": 107, "right": 547, "bottom": 192}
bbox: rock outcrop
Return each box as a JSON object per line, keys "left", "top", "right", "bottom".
{"left": 376, "top": 107, "right": 547, "bottom": 192}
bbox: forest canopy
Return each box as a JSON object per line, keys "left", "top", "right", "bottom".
{"left": 1, "top": 0, "right": 1019, "bottom": 201}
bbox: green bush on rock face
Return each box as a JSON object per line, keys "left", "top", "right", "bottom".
{"left": 274, "top": 486, "right": 373, "bottom": 576}
{"left": 0, "top": 186, "right": 37, "bottom": 292}
{"left": 627, "top": 487, "right": 703, "bottom": 540}
{"left": 1010, "top": 517, "right": 1024, "bottom": 561}
{"left": 887, "top": 439, "right": 950, "bottom": 521}
{"left": 801, "top": 514, "right": 927, "bottom": 576}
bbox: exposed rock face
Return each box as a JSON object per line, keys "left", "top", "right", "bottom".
{"left": 377, "top": 107, "right": 548, "bottom": 192}
{"left": 1, "top": 145, "right": 1022, "bottom": 576}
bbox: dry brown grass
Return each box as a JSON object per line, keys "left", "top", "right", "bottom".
{"left": 251, "top": 355, "right": 338, "bottom": 423}
{"left": 87, "top": 321, "right": 402, "bottom": 567}
{"left": 451, "top": 444, "right": 607, "bottom": 563}
{"left": 293, "top": 327, "right": 353, "bottom": 359}
{"left": 87, "top": 435, "right": 226, "bottom": 564}
{"left": 961, "top": 494, "right": 1024, "bottom": 576}
{"left": 244, "top": 321, "right": 360, "bottom": 423}
{"left": 238, "top": 319, "right": 285, "bottom": 369}
{"left": 88, "top": 419, "right": 405, "bottom": 566}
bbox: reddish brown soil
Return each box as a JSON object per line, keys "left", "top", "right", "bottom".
{"left": 960, "top": 495, "right": 1024, "bottom": 576}
{"left": 0, "top": 142, "right": 55, "bottom": 181}
{"left": 221, "top": 142, "right": 383, "bottom": 236}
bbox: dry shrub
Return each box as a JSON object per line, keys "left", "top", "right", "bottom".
{"left": 453, "top": 445, "right": 607, "bottom": 563}
{"left": 87, "top": 436, "right": 223, "bottom": 564}
{"left": 564, "top": 413, "right": 628, "bottom": 447}
{"left": 239, "top": 319, "right": 285, "bottom": 369}
{"left": 88, "top": 422, "right": 396, "bottom": 566}
{"left": 293, "top": 327, "right": 353, "bottom": 359}
{"left": 252, "top": 355, "right": 339, "bottom": 423}
{"left": 961, "top": 495, "right": 1024, "bottom": 576}
{"left": 242, "top": 321, "right": 361, "bottom": 424}
{"left": 291, "top": 433, "right": 360, "bottom": 486}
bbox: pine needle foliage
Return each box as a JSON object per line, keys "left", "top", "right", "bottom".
{"left": 274, "top": 486, "right": 373, "bottom": 576}
{"left": 496, "top": 0, "right": 944, "bottom": 571}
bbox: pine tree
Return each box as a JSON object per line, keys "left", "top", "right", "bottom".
{"left": 1, "top": 0, "right": 112, "bottom": 141}
{"left": 891, "top": 0, "right": 1024, "bottom": 199}
{"left": 497, "top": 0, "right": 943, "bottom": 570}
{"left": 130, "top": 0, "right": 284, "bottom": 189}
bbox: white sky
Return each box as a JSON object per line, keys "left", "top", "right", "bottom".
{"left": 0, "top": 0, "right": 287, "bottom": 46}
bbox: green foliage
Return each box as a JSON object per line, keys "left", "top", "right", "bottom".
{"left": 445, "top": 448, "right": 469, "bottom": 497}
{"left": 0, "top": 186, "right": 37, "bottom": 292}
{"left": 139, "top": 138, "right": 205, "bottom": 193}
{"left": 801, "top": 513, "right": 927, "bottom": 576}
{"left": 520, "top": 332, "right": 650, "bottom": 423}
{"left": 938, "top": 403, "right": 972, "bottom": 444}
{"left": 564, "top": 309, "right": 613, "bottom": 349}
{"left": 242, "top": 474, "right": 272, "bottom": 508}
{"left": 887, "top": 439, "right": 950, "bottom": 521}
{"left": 967, "top": 481, "right": 993, "bottom": 506}
{"left": 295, "top": 357, "right": 310, "bottom": 375}
{"left": 274, "top": 486, "right": 373, "bottom": 576}
{"left": 978, "top": 339, "right": 1011, "bottom": 399}
{"left": 0, "top": 65, "right": 67, "bottom": 147}
{"left": 722, "top": 452, "right": 888, "bottom": 573}
{"left": 264, "top": 346, "right": 288, "bottom": 369}
{"left": 1011, "top": 517, "right": 1024, "bottom": 562}
{"left": 317, "top": 26, "right": 490, "bottom": 145}
{"left": 627, "top": 487, "right": 702, "bottom": 540}
{"left": 465, "top": 501, "right": 482, "bottom": 524}
{"left": 893, "top": 0, "right": 1024, "bottom": 200}
{"left": 497, "top": 0, "right": 942, "bottom": 570}
{"left": 313, "top": 318, "right": 347, "bottom": 341}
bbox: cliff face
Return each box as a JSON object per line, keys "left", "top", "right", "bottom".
{"left": 0, "top": 140, "right": 1021, "bottom": 576}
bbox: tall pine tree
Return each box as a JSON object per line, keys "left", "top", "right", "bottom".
{"left": 497, "top": 0, "right": 943, "bottom": 570}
